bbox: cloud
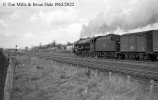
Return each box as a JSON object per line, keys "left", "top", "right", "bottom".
{"left": 0, "top": 20, "right": 8, "bottom": 27}
{"left": 0, "top": 9, "right": 13, "bottom": 18}
{"left": 4, "top": 31, "right": 13, "bottom": 37}
{"left": 30, "top": 14, "right": 37, "bottom": 22}
{"left": 24, "top": 32, "right": 36, "bottom": 40}
{"left": 80, "top": 0, "right": 158, "bottom": 37}
{"left": 50, "top": 23, "right": 82, "bottom": 43}
{"left": 30, "top": 8, "right": 78, "bottom": 26}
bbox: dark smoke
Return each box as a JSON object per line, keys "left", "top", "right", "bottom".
{"left": 80, "top": 0, "right": 158, "bottom": 37}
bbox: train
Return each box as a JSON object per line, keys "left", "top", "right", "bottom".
{"left": 73, "top": 30, "right": 158, "bottom": 61}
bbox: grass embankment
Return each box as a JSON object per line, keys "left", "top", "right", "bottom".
{"left": 11, "top": 55, "right": 158, "bottom": 100}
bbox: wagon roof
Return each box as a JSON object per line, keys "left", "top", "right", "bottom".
{"left": 121, "top": 30, "right": 158, "bottom": 36}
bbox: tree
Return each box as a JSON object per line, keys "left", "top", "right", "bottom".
{"left": 52, "top": 40, "right": 56, "bottom": 47}
{"left": 25, "top": 47, "right": 29, "bottom": 51}
{"left": 67, "top": 42, "right": 73, "bottom": 46}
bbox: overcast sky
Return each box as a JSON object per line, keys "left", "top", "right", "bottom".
{"left": 0, "top": 0, "right": 158, "bottom": 48}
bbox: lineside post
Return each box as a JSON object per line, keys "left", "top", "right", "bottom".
{"left": 95, "top": 69, "right": 99, "bottom": 78}
{"left": 85, "top": 67, "right": 91, "bottom": 78}
{"left": 150, "top": 80, "right": 154, "bottom": 95}
{"left": 127, "top": 75, "right": 131, "bottom": 84}
{"left": 109, "top": 72, "right": 112, "bottom": 81}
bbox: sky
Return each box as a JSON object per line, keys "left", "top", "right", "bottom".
{"left": 0, "top": 0, "right": 158, "bottom": 48}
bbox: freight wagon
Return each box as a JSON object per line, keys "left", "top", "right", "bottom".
{"left": 120, "top": 30, "right": 158, "bottom": 60}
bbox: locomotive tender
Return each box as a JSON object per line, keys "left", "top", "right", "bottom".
{"left": 73, "top": 30, "right": 158, "bottom": 61}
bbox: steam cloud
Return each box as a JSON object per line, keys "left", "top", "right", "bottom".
{"left": 80, "top": 0, "right": 158, "bottom": 37}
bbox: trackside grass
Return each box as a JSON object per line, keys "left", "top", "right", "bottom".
{"left": 11, "top": 55, "right": 158, "bottom": 100}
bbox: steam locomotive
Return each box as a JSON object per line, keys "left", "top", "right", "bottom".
{"left": 73, "top": 30, "right": 158, "bottom": 61}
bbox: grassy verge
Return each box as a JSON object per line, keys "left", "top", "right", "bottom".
{"left": 11, "top": 55, "right": 158, "bottom": 100}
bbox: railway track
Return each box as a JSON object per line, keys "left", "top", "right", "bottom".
{"left": 25, "top": 52, "right": 158, "bottom": 80}
{"left": 26, "top": 51, "right": 158, "bottom": 64}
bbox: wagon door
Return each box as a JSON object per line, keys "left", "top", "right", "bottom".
{"left": 120, "top": 36, "right": 128, "bottom": 52}
{"left": 153, "top": 31, "right": 158, "bottom": 52}
{"left": 137, "top": 35, "right": 146, "bottom": 52}
{"left": 128, "top": 35, "right": 137, "bottom": 52}
{"left": 146, "top": 33, "right": 153, "bottom": 52}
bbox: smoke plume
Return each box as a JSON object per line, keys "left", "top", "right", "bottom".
{"left": 80, "top": 0, "right": 158, "bottom": 37}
